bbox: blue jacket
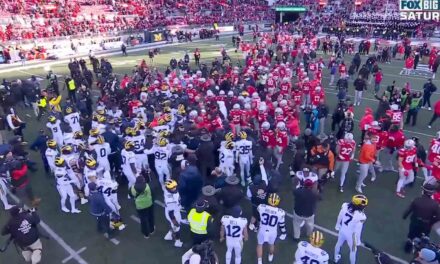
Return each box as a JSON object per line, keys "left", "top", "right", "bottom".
{"left": 178, "top": 165, "right": 203, "bottom": 207}
{"left": 89, "top": 191, "right": 112, "bottom": 216}
{"left": 30, "top": 135, "right": 48, "bottom": 154}
{"left": 102, "top": 131, "right": 121, "bottom": 153}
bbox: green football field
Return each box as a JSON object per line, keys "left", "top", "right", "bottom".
{"left": 0, "top": 34, "right": 440, "bottom": 264}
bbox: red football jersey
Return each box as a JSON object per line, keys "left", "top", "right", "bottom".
{"left": 257, "top": 112, "right": 268, "bottom": 123}
{"left": 428, "top": 139, "right": 440, "bottom": 162}
{"left": 229, "top": 109, "right": 242, "bottom": 125}
{"left": 267, "top": 77, "right": 276, "bottom": 88}
{"left": 337, "top": 139, "right": 356, "bottom": 161}
{"left": 261, "top": 130, "right": 276, "bottom": 148}
{"left": 276, "top": 130, "right": 288, "bottom": 148}
{"left": 389, "top": 110, "right": 403, "bottom": 124}
{"left": 398, "top": 147, "right": 417, "bottom": 170}
{"left": 292, "top": 90, "right": 302, "bottom": 105}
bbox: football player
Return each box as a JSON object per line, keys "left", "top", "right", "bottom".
{"left": 294, "top": 231, "right": 329, "bottom": 264}
{"left": 121, "top": 141, "right": 137, "bottom": 191}
{"left": 219, "top": 141, "right": 235, "bottom": 177}
{"left": 96, "top": 171, "right": 125, "bottom": 231}
{"left": 53, "top": 156, "right": 81, "bottom": 213}
{"left": 163, "top": 180, "right": 183, "bottom": 248}
{"left": 257, "top": 193, "right": 287, "bottom": 264}
{"left": 91, "top": 135, "right": 111, "bottom": 172}
{"left": 145, "top": 137, "right": 171, "bottom": 188}
{"left": 293, "top": 167, "right": 319, "bottom": 190}
{"left": 64, "top": 107, "right": 81, "bottom": 133}
{"left": 47, "top": 115, "right": 63, "bottom": 146}
{"left": 396, "top": 139, "right": 417, "bottom": 198}
{"left": 235, "top": 131, "right": 253, "bottom": 186}
{"left": 335, "top": 133, "right": 356, "bottom": 192}
{"left": 274, "top": 122, "right": 288, "bottom": 171}
{"left": 426, "top": 131, "right": 440, "bottom": 183}
{"left": 220, "top": 205, "right": 248, "bottom": 264}
{"left": 334, "top": 195, "right": 368, "bottom": 264}
{"left": 45, "top": 139, "right": 59, "bottom": 173}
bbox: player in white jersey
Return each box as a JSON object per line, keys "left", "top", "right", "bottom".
{"left": 60, "top": 145, "right": 82, "bottom": 190}
{"left": 121, "top": 141, "right": 137, "bottom": 190}
{"left": 235, "top": 131, "right": 253, "bottom": 186}
{"left": 45, "top": 139, "right": 59, "bottom": 173}
{"left": 83, "top": 157, "right": 99, "bottom": 197}
{"left": 127, "top": 128, "right": 148, "bottom": 171}
{"left": 96, "top": 171, "right": 125, "bottom": 230}
{"left": 64, "top": 107, "right": 81, "bottom": 133}
{"left": 257, "top": 193, "right": 287, "bottom": 264}
{"left": 72, "top": 131, "right": 85, "bottom": 153}
{"left": 88, "top": 128, "right": 100, "bottom": 145}
{"left": 294, "top": 231, "right": 329, "bottom": 264}
{"left": 163, "top": 180, "right": 183, "bottom": 247}
{"left": 63, "top": 126, "right": 75, "bottom": 146}
{"left": 220, "top": 205, "right": 248, "bottom": 264}
{"left": 91, "top": 135, "right": 111, "bottom": 172}
{"left": 53, "top": 156, "right": 81, "bottom": 213}
{"left": 334, "top": 195, "right": 368, "bottom": 264}
{"left": 145, "top": 138, "right": 171, "bottom": 187}
{"left": 107, "top": 106, "right": 123, "bottom": 119}
{"left": 219, "top": 141, "right": 235, "bottom": 177}
{"left": 46, "top": 115, "right": 63, "bottom": 146}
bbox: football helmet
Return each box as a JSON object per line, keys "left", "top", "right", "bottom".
{"left": 404, "top": 139, "right": 415, "bottom": 149}
{"left": 268, "top": 193, "right": 280, "bottom": 207}
{"left": 124, "top": 141, "right": 135, "bottom": 151}
{"left": 344, "top": 133, "right": 354, "bottom": 141}
{"left": 47, "top": 139, "right": 57, "bottom": 149}
{"left": 239, "top": 131, "right": 247, "bottom": 139}
{"left": 61, "top": 145, "right": 73, "bottom": 155}
{"left": 310, "top": 231, "right": 324, "bottom": 247}
{"left": 85, "top": 158, "right": 97, "bottom": 169}
{"left": 54, "top": 156, "right": 65, "bottom": 167}
{"left": 65, "top": 107, "right": 73, "bottom": 114}
{"left": 158, "top": 138, "right": 168, "bottom": 147}
{"left": 48, "top": 115, "right": 56, "bottom": 123}
{"left": 165, "top": 179, "right": 178, "bottom": 192}
{"left": 225, "top": 141, "right": 234, "bottom": 150}
{"left": 89, "top": 128, "right": 100, "bottom": 136}
{"left": 352, "top": 194, "right": 368, "bottom": 207}
{"left": 225, "top": 132, "right": 234, "bottom": 141}
{"left": 73, "top": 131, "right": 83, "bottom": 139}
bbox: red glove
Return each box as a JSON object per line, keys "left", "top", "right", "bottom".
{"left": 404, "top": 171, "right": 409, "bottom": 177}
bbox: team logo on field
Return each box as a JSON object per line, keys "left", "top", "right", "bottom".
{"left": 400, "top": 0, "right": 440, "bottom": 20}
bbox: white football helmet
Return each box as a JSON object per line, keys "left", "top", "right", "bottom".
{"left": 404, "top": 139, "right": 415, "bottom": 149}
{"left": 261, "top": 121, "right": 270, "bottom": 130}
{"left": 233, "top": 104, "right": 240, "bottom": 110}
{"left": 275, "top": 107, "right": 283, "bottom": 115}
{"left": 344, "top": 133, "right": 354, "bottom": 141}
{"left": 219, "top": 90, "right": 225, "bottom": 95}
{"left": 276, "top": 122, "right": 286, "bottom": 130}
{"left": 252, "top": 92, "right": 259, "bottom": 99}
{"left": 227, "top": 91, "right": 234, "bottom": 97}
{"left": 244, "top": 103, "right": 251, "bottom": 109}
{"left": 390, "top": 104, "right": 399, "bottom": 111}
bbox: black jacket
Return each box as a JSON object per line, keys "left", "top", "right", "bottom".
{"left": 2, "top": 211, "right": 40, "bottom": 248}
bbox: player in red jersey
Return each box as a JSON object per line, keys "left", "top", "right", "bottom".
{"left": 274, "top": 122, "right": 288, "bottom": 170}
{"left": 426, "top": 131, "right": 440, "bottom": 182}
{"left": 338, "top": 61, "right": 347, "bottom": 78}
{"left": 280, "top": 77, "right": 291, "bottom": 95}
{"left": 301, "top": 78, "right": 311, "bottom": 108}
{"left": 387, "top": 104, "right": 403, "bottom": 129}
{"left": 335, "top": 133, "right": 356, "bottom": 192}
{"left": 260, "top": 121, "right": 276, "bottom": 150}
{"left": 396, "top": 139, "right": 418, "bottom": 198}
{"left": 310, "top": 86, "right": 325, "bottom": 107}
{"left": 383, "top": 125, "right": 405, "bottom": 171}
{"left": 274, "top": 108, "right": 285, "bottom": 124}
{"left": 229, "top": 104, "right": 243, "bottom": 136}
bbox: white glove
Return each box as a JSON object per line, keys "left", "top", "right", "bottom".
{"left": 335, "top": 225, "right": 340, "bottom": 232}
{"left": 279, "top": 234, "right": 287, "bottom": 240}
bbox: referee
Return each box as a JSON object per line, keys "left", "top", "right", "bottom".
{"left": 403, "top": 183, "right": 440, "bottom": 252}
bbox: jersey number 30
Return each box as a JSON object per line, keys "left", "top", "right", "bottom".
{"left": 261, "top": 213, "right": 278, "bottom": 227}
{"left": 300, "top": 256, "right": 319, "bottom": 264}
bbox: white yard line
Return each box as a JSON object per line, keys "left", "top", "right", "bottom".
{"left": 6, "top": 191, "right": 89, "bottom": 264}
{"left": 147, "top": 200, "right": 409, "bottom": 264}
{"left": 62, "top": 247, "right": 87, "bottom": 264}
{"left": 103, "top": 233, "right": 120, "bottom": 245}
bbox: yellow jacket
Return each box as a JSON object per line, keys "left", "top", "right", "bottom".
{"left": 49, "top": 95, "right": 62, "bottom": 112}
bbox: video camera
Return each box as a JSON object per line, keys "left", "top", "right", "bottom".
{"left": 193, "top": 240, "right": 218, "bottom": 264}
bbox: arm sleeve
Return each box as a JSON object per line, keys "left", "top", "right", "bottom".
{"left": 278, "top": 213, "right": 286, "bottom": 234}
{"left": 260, "top": 164, "right": 268, "bottom": 185}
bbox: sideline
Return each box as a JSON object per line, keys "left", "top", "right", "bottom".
{"left": 6, "top": 191, "right": 89, "bottom": 264}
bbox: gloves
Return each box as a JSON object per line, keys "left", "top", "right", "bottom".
{"left": 279, "top": 234, "right": 287, "bottom": 240}
{"left": 335, "top": 225, "right": 340, "bottom": 232}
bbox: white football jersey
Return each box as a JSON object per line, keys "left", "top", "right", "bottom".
{"left": 150, "top": 146, "right": 170, "bottom": 165}
{"left": 219, "top": 147, "right": 234, "bottom": 165}
{"left": 107, "top": 109, "right": 123, "bottom": 118}
{"left": 121, "top": 149, "right": 136, "bottom": 170}
{"left": 84, "top": 167, "right": 97, "bottom": 185}
{"left": 336, "top": 203, "right": 367, "bottom": 235}
{"left": 235, "top": 139, "right": 253, "bottom": 161}
{"left": 153, "top": 125, "right": 170, "bottom": 137}
{"left": 129, "top": 135, "right": 146, "bottom": 154}
{"left": 63, "top": 132, "right": 74, "bottom": 145}
{"left": 164, "top": 191, "right": 181, "bottom": 213}
{"left": 257, "top": 204, "right": 285, "bottom": 234}
{"left": 45, "top": 148, "right": 58, "bottom": 166}
{"left": 47, "top": 120, "right": 62, "bottom": 136}
{"left": 221, "top": 215, "right": 248, "bottom": 242}
{"left": 294, "top": 241, "right": 329, "bottom": 264}
{"left": 64, "top": 112, "right": 81, "bottom": 133}
{"left": 54, "top": 167, "right": 70, "bottom": 185}
{"left": 96, "top": 178, "right": 118, "bottom": 197}
{"left": 94, "top": 143, "right": 111, "bottom": 161}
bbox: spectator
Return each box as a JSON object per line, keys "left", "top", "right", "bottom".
{"left": 353, "top": 76, "right": 367, "bottom": 106}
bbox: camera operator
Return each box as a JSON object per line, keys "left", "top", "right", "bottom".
{"left": 403, "top": 183, "right": 440, "bottom": 252}
{"left": 1, "top": 206, "right": 42, "bottom": 264}
{"left": 181, "top": 240, "right": 219, "bottom": 264}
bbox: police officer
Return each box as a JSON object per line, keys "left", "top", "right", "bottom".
{"left": 1, "top": 206, "right": 42, "bottom": 264}
{"left": 65, "top": 76, "right": 77, "bottom": 103}
{"left": 403, "top": 184, "right": 440, "bottom": 252}
{"left": 188, "top": 199, "right": 213, "bottom": 245}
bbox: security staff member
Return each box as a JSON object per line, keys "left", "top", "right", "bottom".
{"left": 1, "top": 206, "right": 42, "bottom": 264}
{"left": 403, "top": 184, "right": 440, "bottom": 252}
{"left": 65, "top": 76, "right": 77, "bottom": 103}
{"left": 292, "top": 179, "right": 320, "bottom": 241}
{"left": 188, "top": 200, "right": 213, "bottom": 245}
{"left": 36, "top": 94, "right": 47, "bottom": 121}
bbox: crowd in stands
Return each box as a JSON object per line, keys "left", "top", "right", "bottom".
{"left": 0, "top": 0, "right": 273, "bottom": 41}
